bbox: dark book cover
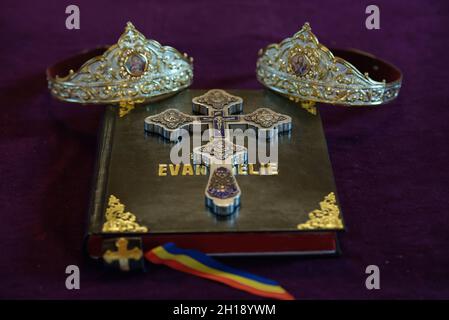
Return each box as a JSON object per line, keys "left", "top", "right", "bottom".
{"left": 86, "top": 89, "right": 344, "bottom": 268}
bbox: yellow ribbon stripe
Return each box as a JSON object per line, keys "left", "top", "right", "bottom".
{"left": 153, "top": 246, "right": 287, "bottom": 295}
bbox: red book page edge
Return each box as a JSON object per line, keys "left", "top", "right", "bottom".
{"left": 87, "top": 231, "right": 338, "bottom": 257}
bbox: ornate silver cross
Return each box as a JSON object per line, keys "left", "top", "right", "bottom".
{"left": 144, "top": 89, "right": 292, "bottom": 215}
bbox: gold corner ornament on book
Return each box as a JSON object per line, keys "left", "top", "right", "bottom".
{"left": 102, "top": 195, "right": 148, "bottom": 232}
{"left": 297, "top": 192, "right": 343, "bottom": 230}
{"left": 257, "top": 22, "right": 402, "bottom": 108}
{"left": 46, "top": 22, "right": 193, "bottom": 117}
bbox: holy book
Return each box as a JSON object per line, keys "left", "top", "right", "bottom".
{"left": 86, "top": 89, "right": 344, "bottom": 270}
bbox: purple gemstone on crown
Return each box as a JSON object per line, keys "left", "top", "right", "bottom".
{"left": 125, "top": 53, "right": 146, "bottom": 76}
{"left": 290, "top": 53, "right": 310, "bottom": 76}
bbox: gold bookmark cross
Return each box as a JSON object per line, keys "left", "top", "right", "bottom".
{"left": 103, "top": 237, "right": 143, "bottom": 271}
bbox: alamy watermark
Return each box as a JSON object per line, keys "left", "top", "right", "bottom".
{"left": 365, "top": 265, "right": 380, "bottom": 290}
{"left": 365, "top": 5, "right": 380, "bottom": 30}
{"left": 65, "top": 5, "right": 80, "bottom": 30}
{"left": 65, "top": 265, "right": 80, "bottom": 290}
{"left": 167, "top": 125, "right": 281, "bottom": 166}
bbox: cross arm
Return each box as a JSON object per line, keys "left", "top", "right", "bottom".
{"left": 241, "top": 108, "right": 292, "bottom": 139}
{"left": 144, "top": 108, "right": 196, "bottom": 142}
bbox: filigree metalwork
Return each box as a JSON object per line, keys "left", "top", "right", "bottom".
{"left": 299, "top": 100, "right": 317, "bottom": 115}
{"left": 244, "top": 108, "right": 289, "bottom": 128}
{"left": 257, "top": 22, "right": 401, "bottom": 106}
{"left": 103, "top": 238, "right": 143, "bottom": 271}
{"left": 119, "top": 100, "right": 141, "bottom": 118}
{"left": 297, "top": 192, "right": 343, "bottom": 230}
{"left": 48, "top": 22, "right": 193, "bottom": 107}
{"left": 196, "top": 139, "right": 246, "bottom": 163}
{"left": 147, "top": 109, "right": 194, "bottom": 130}
{"left": 102, "top": 195, "right": 148, "bottom": 232}
{"left": 194, "top": 89, "right": 240, "bottom": 111}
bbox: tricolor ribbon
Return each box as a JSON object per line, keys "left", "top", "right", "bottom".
{"left": 145, "top": 243, "right": 294, "bottom": 300}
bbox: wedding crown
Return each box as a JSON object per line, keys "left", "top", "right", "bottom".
{"left": 47, "top": 22, "right": 193, "bottom": 108}
{"left": 257, "top": 23, "right": 402, "bottom": 106}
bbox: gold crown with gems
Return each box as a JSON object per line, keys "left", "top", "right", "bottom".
{"left": 256, "top": 23, "right": 402, "bottom": 107}
{"left": 47, "top": 22, "right": 193, "bottom": 115}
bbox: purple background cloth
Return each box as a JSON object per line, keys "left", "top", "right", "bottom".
{"left": 1, "top": 0, "right": 448, "bottom": 299}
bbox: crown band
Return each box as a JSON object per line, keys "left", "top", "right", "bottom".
{"left": 257, "top": 23, "right": 402, "bottom": 106}
{"left": 47, "top": 22, "right": 193, "bottom": 106}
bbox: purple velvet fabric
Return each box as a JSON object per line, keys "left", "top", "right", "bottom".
{"left": 1, "top": 0, "right": 448, "bottom": 299}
